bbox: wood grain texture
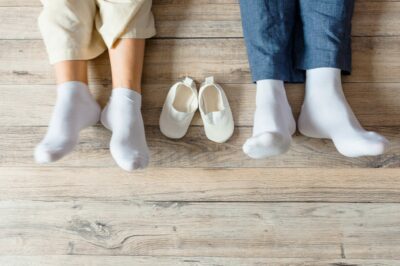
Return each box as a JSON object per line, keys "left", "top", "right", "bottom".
{"left": 0, "top": 200, "right": 399, "bottom": 258}
{"left": 1, "top": 167, "right": 400, "bottom": 202}
{"left": 1, "top": 37, "right": 400, "bottom": 86}
{"left": 1, "top": 2, "right": 400, "bottom": 38}
{"left": 1, "top": 257, "right": 400, "bottom": 266}
{"left": 2, "top": 0, "right": 399, "bottom": 6}
{"left": 1, "top": 126, "right": 399, "bottom": 168}
{"left": 1, "top": 256, "right": 399, "bottom": 266}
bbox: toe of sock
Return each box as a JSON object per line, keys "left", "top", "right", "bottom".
{"left": 34, "top": 149, "right": 51, "bottom": 164}
{"left": 113, "top": 152, "right": 149, "bottom": 171}
{"left": 34, "top": 145, "right": 63, "bottom": 163}
{"left": 335, "top": 132, "right": 390, "bottom": 157}
{"left": 243, "top": 132, "right": 291, "bottom": 159}
{"left": 366, "top": 136, "right": 390, "bottom": 156}
{"left": 118, "top": 157, "right": 149, "bottom": 171}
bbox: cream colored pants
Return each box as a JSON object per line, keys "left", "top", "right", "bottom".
{"left": 39, "top": 0, "right": 156, "bottom": 64}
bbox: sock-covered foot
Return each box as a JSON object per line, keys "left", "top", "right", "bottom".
{"left": 101, "top": 88, "right": 149, "bottom": 171}
{"left": 34, "top": 81, "right": 101, "bottom": 163}
{"left": 298, "top": 68, "right": 389, "bottom": 157}
{"left": 243, "top": 80, "right": 296, "bottom": 159}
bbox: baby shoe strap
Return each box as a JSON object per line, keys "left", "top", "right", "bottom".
{"left": 205, "top": 76, "right": 215, "bottom": 85}
{"left": 183, "top": 77, "right": 195, "bottom": 87}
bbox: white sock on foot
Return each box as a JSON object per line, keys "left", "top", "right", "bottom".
{"left": 101, "top": 88, "right": 150, "bottom": 171}
{"left": 34, "top": 81, "right": 101, "bottom": 163}
{"left": 243, "top": 80, "right": 296, "bottom": 159}
{"left": 298, "top": 68, "right": 389, "bottom": 157}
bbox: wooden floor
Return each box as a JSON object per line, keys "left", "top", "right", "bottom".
{"left": 1, "top": 0, "right": 400, "bottom": 265}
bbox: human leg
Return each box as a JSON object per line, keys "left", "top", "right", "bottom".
{"left": 96, "top": 0, "right": 156, "bottom": 171}
{"left": 297, "top": 0, "right": 389, "bottom": 157}
{"left": 101, "top": 39, "right": 150, "bottom": 171}
{"left": 35, "top": 60, "right": 101, "bottom": 163}
{"left": 239, "top": 0, "right": 297, "bottom": 158}
{"left": 35, "top": 0, "right": 102, "bottom": 163}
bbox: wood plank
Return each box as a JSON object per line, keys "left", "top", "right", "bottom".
{"left": 2, "top": 83, "right": 400, "bottom": 127}
{"left": 0, "top": 256, "right": 399, "bottom": 266}
{"left": 1, "top": 126, "right": 399, "bottom": 168}
{"left": 0, "top": 0, "right": 236, "bottom": 6}
{"left": 1, "top": 2, "right": 400, "bottom": 38}
{"left": 1, "top": 167, "right": 400, "bottom": 202}
{"left": 0, "top": 200, "right": 399, "bottom": 258}
{"left": 1, "top": 38, "right": 400, "bottom": 85}
{"left": 0, "top": 0, "right": 260, "bottom": 7}
{"left": 2, "top": 0, "right": 397, "bottom": 7}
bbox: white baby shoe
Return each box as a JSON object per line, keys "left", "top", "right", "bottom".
{"left": 160, "top": 77, "right": 199, "bottom": 139}
{"left": 198, "top": 77, "right": 234, "bottom": 143}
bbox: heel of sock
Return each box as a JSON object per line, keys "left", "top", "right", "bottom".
{"left": 100, "top": 105, "right": 112, "bottom": 131}
{"left": 81, "top": 99, "right": 101, "bottom": 129}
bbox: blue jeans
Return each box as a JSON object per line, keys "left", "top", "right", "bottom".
{"left": 239, "top": 0, "right": 355, "bottom": 83}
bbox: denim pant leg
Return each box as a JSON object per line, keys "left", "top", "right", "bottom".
{"left": 239, "top": 0, "right": 304, "bottom": 83}
{"left": 296, "top": 0, "right": 355, "bottom": 74}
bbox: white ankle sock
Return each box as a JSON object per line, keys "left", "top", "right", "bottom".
{"left": 298, "top": 68, "right": 389, "bottom": 157}
{"left": 101, "top": 88, "right": 150, "bottom": 171}
{"left": 34, "top": 81, "right": 101, "bottom": 163}
{"left": 243, "top": 80, "right": 296, "bottom": 159}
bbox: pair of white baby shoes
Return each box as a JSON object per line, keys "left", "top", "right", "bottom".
{"left": 160, "top": 77, "right": 234, "bottom": 143}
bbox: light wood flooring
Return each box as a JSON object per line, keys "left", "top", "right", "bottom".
{"left": 0, "top": 1, "right": 399, "bottom": 265}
